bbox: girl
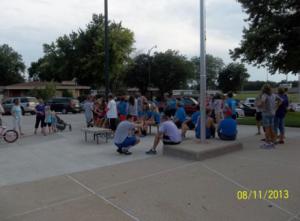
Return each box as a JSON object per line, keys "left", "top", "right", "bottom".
{"left": 11, "top": 99, "right": 24, "bottom": 135}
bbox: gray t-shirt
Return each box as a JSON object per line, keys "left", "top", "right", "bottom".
{"left": 159, "top": 121, "right": 182, "bottom": 143}
{"left": 261, "top": 93, "right": 277, "bottom": 115}
{"left": 114, "top": 121, "right": 135, "bottom": 144}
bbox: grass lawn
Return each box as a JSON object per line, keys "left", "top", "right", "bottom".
{"left": 235, "top": 92, "right": 300, "bottom": 102}
{"left": 238, "top": 112, "right": 300, "bottom": 127}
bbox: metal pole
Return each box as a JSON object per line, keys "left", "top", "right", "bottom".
{"left": 104, "top": 0, "right": 109, "bottom": 100}
{"left": 298, "top": 73, "right": 300, "bottom": 102}
{"left": 147, "top": 45, "right": 157, "bottom": 90}
{"left": 199, "top": 0, "right": 207, "bottom": 143}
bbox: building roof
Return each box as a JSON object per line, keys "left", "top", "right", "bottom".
{"left": 4, "top": 81, "right": 90, "bottom": 90}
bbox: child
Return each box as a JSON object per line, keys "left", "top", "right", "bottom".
{"left": 45, "top": 105, "right": 52, "bottom": 134}
{"left": 51, "top": 111, "right": 57, "bottom": 132}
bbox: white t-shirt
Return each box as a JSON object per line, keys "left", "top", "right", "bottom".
{"left": 106, "top": 99, "right": 118, "bottom": 118}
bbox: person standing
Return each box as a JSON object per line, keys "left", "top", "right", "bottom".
{"left": 225, "top": 91, "right": 237, "bottom": 120}
{"left": 83, "top": 96, "right": 94, "bottom": 127}
{"left": 274, "top": 88, "right": 289, "bottom": 144}
{"left": 127, "top": 96, "right": 138, "bottom": 121}
{"left": 106, "top": 94, "right": 118, "bottom": 131}
{"left": 11, "top": 99, "right": 24, "bottom": 135}
{"left": 254, "top": 93, "right": 263, "bottom": 135}
{"left": 213, "top": 93, "right": 224, "bottom": 124}
{"left": 34, "top": 99, "right": 46, "bottom": 135}
{"left": 44, "top": 104, "right": 52, "bottom": 134}
{"left": 260, "top": 84, "right": 280, "bottom": 148}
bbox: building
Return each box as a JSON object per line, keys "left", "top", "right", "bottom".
{"left": 2, "top": 81, "right": 90, "bottom": 98}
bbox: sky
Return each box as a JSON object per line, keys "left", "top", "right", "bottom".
{"left": 0, "top": 0, "right": 298, "bottom": 82}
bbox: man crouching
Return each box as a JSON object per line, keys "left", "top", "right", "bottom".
{"left": 114, "top": 115, "right": 142, "bottom": 155}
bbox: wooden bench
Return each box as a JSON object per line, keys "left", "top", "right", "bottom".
{"left": 81, "top": 127, "right": 114, "bottom": 144}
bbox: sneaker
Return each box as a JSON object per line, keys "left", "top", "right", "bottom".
{"left": 122, "top": 150, "right": 132, "bottom": 155}
{"left": 146, "top": 149, "right": 157, "bottom": 155}
{"left": 116, "top": 149, "right": 123, "bottom": 154}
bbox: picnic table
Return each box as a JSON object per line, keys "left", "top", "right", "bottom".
{"left": 81, "top": 127, "right": 114, "bottom": 144}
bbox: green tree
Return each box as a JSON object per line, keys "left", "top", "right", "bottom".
{"left": 217, "top": 63, "right": 250, "bottom": 92}
{"left": 151, "top": 50, "right": 194, "bottom": 97}
{"left": 0, "top": 44, "right": 25, "bottom": 86}
{"left": 230, "top": 0, "right": 300, "bottom": 74}
{"left": 29, "top": 82, "right": 56, "bottom": 101}
{"left": 124, "top": 54, "right": 151, "bottom": 94}
{"left": 28, "top": 14, "right": 134, "bottom": 89}
{"left": 190, "top": 54, "right": 224, "bottom": 89}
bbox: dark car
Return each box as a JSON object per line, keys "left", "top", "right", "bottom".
{"left": 47, "top": 97, "right": 81, "bottom": 114}
{"left": 240, "top": 104, "right": 256, "bottom": 116}
{"left": 2, "top": 97, "right": 38, "bottom": 115}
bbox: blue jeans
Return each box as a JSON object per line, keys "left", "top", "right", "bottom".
{"left": 274, "top": 117, "right": 285, "bottom": 135}
{"left": 115, "top": 136, "right": 137, "bottom": 150}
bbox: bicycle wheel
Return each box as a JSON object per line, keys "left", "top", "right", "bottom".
{"left": 3, "top": 130, "right": 19, "bottom": 143}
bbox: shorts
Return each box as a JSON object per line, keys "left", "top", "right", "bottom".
{"left": 186, "top": 120, "right": 195, "bottom": 130}
{"left": 262, "top": 113, "right": 275, "bottom": 128}
{"left": 47, "top": 123, "right": 52, "bottom": 127}
{"left": 256, "top": 112, "right": 262, "bottom": 121}
{"left": 163, "top": 135, "right": 181, "bottom": 145}
{"left": 115, "top": 136, "right": 137, "bottom": 149}
{"left": 175, "top": 121, "right": 183, "bottom": 129}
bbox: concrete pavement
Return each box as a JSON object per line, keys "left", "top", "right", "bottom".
{"left": 0, "top": 114, "right": 299, "bottom": 220}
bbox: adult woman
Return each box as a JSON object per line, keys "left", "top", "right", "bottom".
{"left": 34, "top": 99, "right": 46, "bottom": 135}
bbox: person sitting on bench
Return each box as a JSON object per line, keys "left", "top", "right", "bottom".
{"left": 146, "top": 111, "right": 182, "bottom": 155}
{"left": 114, "top": 115, "right": 142, "bottom": 155}
{"left": 181, "top": 106, "right": 200, "bottom": 138}
{"left": 217, "top": 109, "right": 237, "bottom": 141}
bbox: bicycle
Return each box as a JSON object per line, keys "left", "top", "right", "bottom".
{"left": 0, "top": 126, "right": 19, "bottom": 143}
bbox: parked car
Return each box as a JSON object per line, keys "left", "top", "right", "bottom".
{"left": 289, "top": 103, "right": 300, "bottom": 112}
{"left": 240, "top": 103, "right": 256, "bottom": 116}
{"left": 243, "top": 97, "right": 256, "bottom": 108}
{"left": 47, "top": 97, "right": 81, "bottom": 114}
{"left": 235, "top": 107, "right": 245, "bottom": 118}
{"left": 1, "top": 97, "right": 38, "bottom": 115}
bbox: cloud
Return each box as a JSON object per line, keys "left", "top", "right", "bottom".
{"left": 0, "top": 0, "right": 297, "bottom": 82}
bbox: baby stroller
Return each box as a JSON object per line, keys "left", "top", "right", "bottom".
{"left": 55, "top": 115, "right": 72, "bottom": 132}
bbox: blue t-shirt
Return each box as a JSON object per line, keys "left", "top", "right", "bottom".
{"left": 35, "top": 104, "right": 45, "bottom": 116}
{"left": 175, "top": 107, "right": 187, "bottom": 123}
{"left": 195, "top": 117, "right": 212, "bottom": 139}
{"left": 117, "top": 101, "right": 128, "bottom": 115}
{"left": 218, "top": 118, "right": 237, "bottom": 137}
{"left": 191, "top": 111, "right": 200, "bottom": 125}
{"left": 146, "top": 111, "right": 161, "bottom": 124}
{"left": 276, "top": 94, "right": 289, "bottom": 118}
{"left": 167, "top": 99, "right": 177, "bottom": 110}
{"left": 226, "top": 98, "right": 236, "bottom": 115}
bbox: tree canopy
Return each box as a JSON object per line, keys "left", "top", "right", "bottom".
{"left": 230, "top": 0, "right": 300, "bottom": 74}
{"left": 28, "top": 14, "right": 135, "bottom": 89}
{"left": 190, "top": 54, "right": 224, "bottom": 89}
{"left": 125, "top": 50, "right": 194, "bottom": 96}
{"left": 0, "top": 44, "right": 25, "bottom": 86}
{"left": 217, "top": 63, "right": 250, "bottom": 92}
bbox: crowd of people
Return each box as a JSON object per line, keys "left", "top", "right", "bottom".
{"left": 0, "top": 84, "right": 290, "bottom": 153}
{"left": 82, "top": 92, "right": 238, "bottom": 155}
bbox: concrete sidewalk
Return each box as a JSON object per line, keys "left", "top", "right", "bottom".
{"left": 1, "top": 133, "right": 300, "bottom": 221}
